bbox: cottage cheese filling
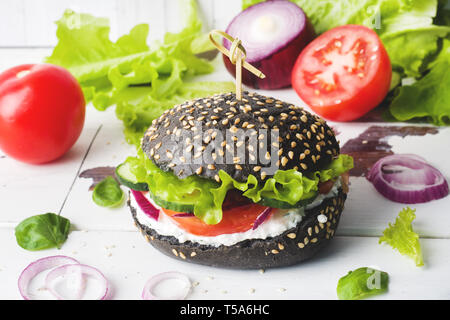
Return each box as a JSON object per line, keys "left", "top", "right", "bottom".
{"left": 134, "top": 178, "right": 341, "bottom": 247}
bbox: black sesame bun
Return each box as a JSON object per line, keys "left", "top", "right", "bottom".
{"left": 142, "top": 91, "right": 340, "bottom": 183}
{"left": 132, "top": 91, "right": 347, "bottom": 269}
{"left": 129, "top": 188, "right": 346, "bottom": 269}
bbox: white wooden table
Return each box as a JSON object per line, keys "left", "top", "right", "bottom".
{"left": 1, "top": 1, "right": 450, "bottom": 300}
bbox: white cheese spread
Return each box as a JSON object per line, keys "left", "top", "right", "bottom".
{"left": 133, "top": 177, "right": 341, "bottom": 247}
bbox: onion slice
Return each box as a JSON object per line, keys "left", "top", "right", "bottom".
{"left": 18, "top": 255, "right": 80, "bottom": 300}
{"left": 252, "top": 207, "right": 272, "bottom": 230}
{"left": 142, "top": 272, "right": 191, "bottom": 300}
{"left": 132, "top": 190, "right": 159, "bottom": 220}
{"left": 172, "top": 213, "right": 195, "bottom": 218}
{"left": 367, "top": 154, "right": 449, "bottom": 203}
{"left": 45, "top": 264, "right": 110, "bottom": 300}
{"left": 223, "top": 0, "right": 314, "bottom": 89}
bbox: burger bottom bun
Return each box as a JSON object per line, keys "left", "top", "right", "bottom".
{"left": 129, "top": 189, "right": 347, "bottom": 269}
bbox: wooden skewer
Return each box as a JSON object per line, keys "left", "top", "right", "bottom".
{"left": 209, "top": 30, "right": 265, "bottom": 100}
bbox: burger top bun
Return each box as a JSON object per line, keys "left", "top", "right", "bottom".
{"left": 142, "top": 91, "right": 340, "bottom": 184}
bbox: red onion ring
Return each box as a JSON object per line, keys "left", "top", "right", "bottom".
{"left": 172, "top": 213, "right": 195, "bottom": 218}
{"left": 45, "top": 264, "right": 110, "bottom": 300}
{"left": 18, "top": 256, "right": 110, "bottom": 300}
{"left": 252, "top": 207, "right": 272, "bottom": 230}
{"left": 367, "top": 154, "right": 449, "bottom": 203}
{"left": 142, "top": 272, "right": 191, "bottom": 300}
{"left": 132, "top": 190, "right": 159, "bottom": 220}
{"left": 18, "top": 255, "right": 79, "bottom": 300}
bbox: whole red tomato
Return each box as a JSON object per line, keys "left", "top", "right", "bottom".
{"left": 0, "top": 64, "right": 85, "bottom": 164}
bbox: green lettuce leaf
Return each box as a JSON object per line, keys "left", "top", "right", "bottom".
{"left": 115, "top": 81, "right": 235, "bottom": 146}
{"left": 381, "top": 25, "right": 450, "bottom": 77}
{"left": 127, "top": 151, "right": 353, "bottom": 224}
{"left": 379, "top": 207, "right": 424, "bottom": 267}
{"left": 389, "top": 39, "right": 450, "bottom": 125}
{"left": 47, "top": 0, "right": 234, "bottom": 147}
{"left": 47, "top": 10, "right": 152, "bottom": 99}
{"left": 436, "top": 0, "right": 450, "bottom": 26}
{"left": 337, "top": 267, "right": 389, "bottom": 300}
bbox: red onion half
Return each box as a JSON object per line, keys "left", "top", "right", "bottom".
{"left": 367, "top": 154, "right": 449, "bottom": 204}
{"left": 223, "top": 0, "right": 315, "bottom": 89}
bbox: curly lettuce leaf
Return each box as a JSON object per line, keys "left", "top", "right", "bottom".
{"left": 129, "top": 149, "right": 222, "bottom": 224}
{"left": 115, "top": 81, "right": 235, "bottom": 146}
{"left": 382, "top": 25, "right": 450, "bottom": 77}
{"left": 47, "top": 10, "right": 152, "bottom": 98}
{"left": 379, "top": 207, "right": 424, "bottom": 267}
{"left": 389, "top": 39, "right": 450, "bottom": 125}
{"left": 47, "top": 1, "right": 234, "bottom": 147}
{"left": 127, "top": 151, "right": 353, "bottom": 224}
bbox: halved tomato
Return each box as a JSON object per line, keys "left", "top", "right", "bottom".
{"left": 292, "top": 25, "right": 391, "bottom": 122}
{"left": 162, "top": 203, "right": 270, "bottom": 237}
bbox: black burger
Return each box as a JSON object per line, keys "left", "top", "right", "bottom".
{"left": 117, "top": 91, "right": 353, "bottom": 269}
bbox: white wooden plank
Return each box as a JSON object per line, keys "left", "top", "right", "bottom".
{"left": 22, "top": 0, "right": 68, "bottom": 47}
{"left": 57, "top": 108, "right": 137, "bottom": 231}
{"left": 0, "top": 48, "right": 52, "bottom": 69}
{"left": 164, "top": 0, "right": 216, "bottom": 34}
{"left": 1, "top": 230, "right": 449, "bottom": 299}
{"left": 197, "top": 0, "right": 215, "bottom": 31}
{"left": 164, "top": 0, "right": 183, "bottom": 34}
{"left": 116, "top": 0, "right": 166, "bottom": 45}
{"left": 0, "top": 0, "right": 237, "bottom": 48}
{"left": 0, "top": 0, "right": 27, "bottom": 47}
{"left": 0, "top": 125, "right": 99, "bottom": 226}
{"left": 0, "top": 0, "right": 169, "bottom": 47}
{"left": 212, "top": 0, "right": 241, "bottom": 31}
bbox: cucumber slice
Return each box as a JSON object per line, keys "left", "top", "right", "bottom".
{"left": 148, "top": 193, "right": 195, "bottom": 213}
{"left": 116, "top": 163, "right": 149, "bottom": 191}
{"left": 258, "top": 193, "right": 318, "bottom": 209}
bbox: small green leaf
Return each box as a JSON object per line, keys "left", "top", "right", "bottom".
{"left": 15, "top": 213, "right": 71, "bottom": 251}
{"left": 379, "top": 207, "right": 424, "bottom": 267}
{"left": 93, "top": 176, "right": 124, "bottom": 207}
{"left": 337, "top": 267, "right": 389, "bottom": 300}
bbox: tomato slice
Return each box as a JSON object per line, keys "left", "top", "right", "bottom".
{"left": 162, "top": 203, "right": 270, "bottom": 237}
{"left": 292, "top": 25, "right": 391, "bottom": 122}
